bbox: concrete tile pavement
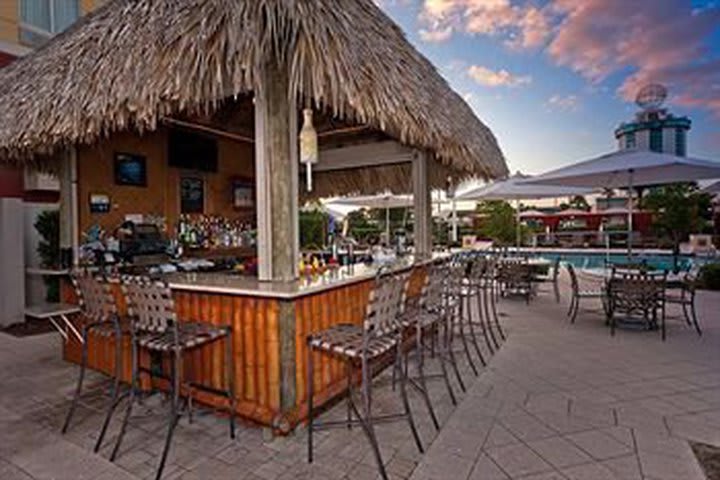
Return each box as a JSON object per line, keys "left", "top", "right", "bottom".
{"left": 411, "top": 272, "right": 720, "bottom": 479}
{"left": 0, "top": 271, "right": 719, "bottom": 479}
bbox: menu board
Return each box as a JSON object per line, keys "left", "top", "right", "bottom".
{"left": 180, "top": 176, "right": 204, "bottom": 214}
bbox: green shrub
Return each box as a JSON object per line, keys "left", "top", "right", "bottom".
{"left": 34, "top": 210, "right": 60, "bottom": 302}
{"left": 699, "top": 263, "right": 720, "bottom": 291}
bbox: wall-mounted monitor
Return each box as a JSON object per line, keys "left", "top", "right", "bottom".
{"left": 168, "top": 128, "right": 218, "bottom": 172}
{"left": 114, "top": 152, "right": 147, "bottom": 186}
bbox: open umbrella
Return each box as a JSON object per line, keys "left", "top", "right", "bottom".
{"left": 456, "top": 172, "right": 593, "bottom": 247}
{"left": 524, "top": 150, "right": 720, "bottom": 255}
{"left": 328, "top": 193, "right": 413, "bottom": 240}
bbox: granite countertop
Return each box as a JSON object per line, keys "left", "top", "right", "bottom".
{"left": 166, "top": 254, "right": 442, "bottom": 299}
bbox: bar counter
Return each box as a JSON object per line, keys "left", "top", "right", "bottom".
{"left": 62, "top": 255, "right": 436, "bottom": 432}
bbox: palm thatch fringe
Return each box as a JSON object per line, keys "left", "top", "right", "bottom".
{"left": 0, "top": 0, "right": 507, "bottom": 181}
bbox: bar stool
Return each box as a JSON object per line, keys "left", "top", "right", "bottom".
{"left": 110, "top": 276, "right": 236, "bottom": 480}
{"left": 482, "top": 256, "right": 506, "bottom": 341}
{"left": 307, "top": 269, "right": 421, "bottom": 480}
{"left": 62, "top": 271, "right": 127, "bottom": 455}
{"left": 467, "top": 256, "right": 499, "bottom": 352}
{"left": 446, "top": 254, "right": 485, "bottom": 376}
{"left": 399, "top": 257, "right": 465, "bottom": 422}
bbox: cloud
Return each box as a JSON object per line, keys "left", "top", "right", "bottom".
{"left": 419, "top": 25, "right": 454, "bottom": 42}
{"left": 415, "top": 0, "right": 720, "bottom": 117}
{"left": 419, "top": 0, "right": 553, "bottom": 48}
{"left": 545, "top": 94, "right": 579, "bottom": 111}
{"left": 547, "top": 1, "right": 720, "bottom": 116}
{"left": 468, "top": 65, "right": 532, "bottom": 87}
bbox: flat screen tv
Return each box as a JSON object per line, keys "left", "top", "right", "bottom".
{"left": 114, "top": 153, "right": 147, "bottom": 186}
{"left": 168, "top": 129, "right": 218, "bottom": 172}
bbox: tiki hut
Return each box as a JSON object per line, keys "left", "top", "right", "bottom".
{"left": 0, "top": 0, "right": 507, "bottom": 195}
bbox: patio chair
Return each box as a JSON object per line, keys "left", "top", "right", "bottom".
{"left": 62, "top": 272, "right": 129, "bottom": 455}
{"left": 566, "top": 264, "right": 606, "bottom": 324}
{"left": 664, "top": 270, "right": 701, "bottom": 336}
{"left": 306, "top": 269, "right": 422, "bottom": 480}
{"left": 496, "top": 259, "right": 534, "bottom": 303}
{"left": 535, "top": 257, "right": 561, "bottom": 303}
{"left": 110, "top": 276, "right": 235, "bottom": 480}
{"left": 607, "top": 271, "right": 667, "bottom": 339}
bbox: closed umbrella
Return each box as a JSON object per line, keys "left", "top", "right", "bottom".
{"left": 456, "top": 172, "right": 593, "bottom": 247}
{"left": 523, "top": 150, "right": 720, "bottom": 255}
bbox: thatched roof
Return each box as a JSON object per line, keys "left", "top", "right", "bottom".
{"left": 0, "top": 0, "right": 507, "bottom": 185}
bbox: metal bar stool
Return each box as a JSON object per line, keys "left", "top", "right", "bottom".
{"left": 110, "top": 276, "right": 236, "bottom": 480}
{"left": 446, "top": 254, "right": 484, "bottom": 376}
{"left": 62, "top": 271, "right": 127, "bottom": 455}
{"left": 467, "top": 255, "right": 500, "bottom": 352}
{"left": 307, "top": 269, "right": 422, "bottom": 480}
{"left": 399, "top": 257, "right": 465, "bottom": 425}
{"left": 482, "top": 256, "right": 506, "bottom": 341}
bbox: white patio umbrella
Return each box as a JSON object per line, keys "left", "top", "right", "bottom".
{"left": 456, "top": 173, "right": 594, "bottom": 247}
{"left": 328, "top": 193, "right": 413, "bottom": 240}
{"left": 524, "top": 150, "right": 720, "bottom": 255}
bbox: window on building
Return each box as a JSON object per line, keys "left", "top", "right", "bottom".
{"left": 649, "top": 128, "right": 663, "bottom": 153}
{"left": 20, "top": 0, "right": 80, "bottom": 47}
{"left": 625, "top": 132, "right": 636, "bottom": 149}
{"left": 675, "top": 128, "right": 686, "bottom": 157}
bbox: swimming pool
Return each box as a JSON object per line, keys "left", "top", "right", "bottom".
{"left": 521, "top": 250, "right": 697, "bottom": 271}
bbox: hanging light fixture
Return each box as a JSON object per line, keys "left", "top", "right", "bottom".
{"left": 299, "top": 108, "right": 318, "bottom": 192}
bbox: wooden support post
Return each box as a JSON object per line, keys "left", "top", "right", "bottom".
{"left": 254, "top": 59, "right": 299, "bottom": 282}
{"left": 412, "top": 150, "right": 432, "bottom": 258}
{"left": 58, "top": 148, "right": 78, "bottom": 268}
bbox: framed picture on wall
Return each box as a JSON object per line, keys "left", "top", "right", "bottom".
{"left": 180, "top": 176, "right": 205, "bottom": 214}
{"left": 114, "top": 152, "right": 147, "bottom": 186}
{"left": 232, "top": 177, "right": 254, "bottom": 209}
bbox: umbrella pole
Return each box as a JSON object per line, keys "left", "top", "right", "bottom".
{"left": 515, "top": 199, "right": 521, "bottom": 252}
{"left": 386, "top": 207, "right": 390, "bottom": 244}
{"left": 627, "top": 170, "right": 634, "bottom": 258}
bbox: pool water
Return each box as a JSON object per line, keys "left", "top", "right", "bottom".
{"left": 525, "top": 252, "right": 696, "bottom": 272}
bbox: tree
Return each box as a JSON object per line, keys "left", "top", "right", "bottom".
{"left": 643, "top": 183, "right": 712, "bottom": 269}
{"left": 299, "top": 209, "right": 329, "bottom": 250}
{"left": 476, "top": 200, "right": 517, "bottom": 246}
{"left": 568, "top": 195, "right": 590, "bottom": 211}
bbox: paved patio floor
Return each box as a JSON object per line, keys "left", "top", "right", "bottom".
{"left": 1, "top": 272, "right": 719, "bottom": 480}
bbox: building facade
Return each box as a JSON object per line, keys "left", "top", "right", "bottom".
{"left": 615, "top": 107, "right": 691, "bottom": 156}
{"left": 0, "top": 1, "right": 100, "bottom": 62}
{"left": 0, "top": 1, "right": 102, "bottom": 325}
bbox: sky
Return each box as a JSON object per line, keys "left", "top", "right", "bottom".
{"left": 376, "top": 0, "right": 720, "bottom": 176}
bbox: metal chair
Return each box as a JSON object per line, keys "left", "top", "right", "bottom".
{"left": 536, "top": 257, "right": 561, "bottom": 303}
{"left": 111, "top": 276, "right": 235, "bottom": 480}
{"left": 307, "top": 269, "right": 421, "bottom": 480}
{"left": 566, "top": 264, "right": 607, "bottom": 324}
{"left": 496, "top": 259, "right": 534, "bottom": 303}
{"left": 607, "top": 270, "right": 667, "bottom": 339}
{"left": 664, "top": 271, "right": 702, "bottom": 336}
{"left": 62, "top": 271, "right": 126, "bottom": 455}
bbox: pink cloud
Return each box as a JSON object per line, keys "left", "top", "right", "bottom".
{"left": 416, "top": 0, "right": 720, "bottom": 117}
{"left": 547, "top": 1, "right": 720, "bottom": 116}
{"left": 468, "top": 65, "right": 532, "bottom": 87}
{"left": 419, "top": 0, "right": 553, "bottom": 47}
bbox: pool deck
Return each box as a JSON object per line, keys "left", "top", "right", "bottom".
{"left": 1, "top": 272, "right": 719, "bottom": 479}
